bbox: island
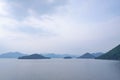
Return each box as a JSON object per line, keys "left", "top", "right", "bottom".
{"left": 64, "top": 56, "right": 72, "bottom": 59}
{"left": 18, "top": 54, "right": 50, "bottom": 59}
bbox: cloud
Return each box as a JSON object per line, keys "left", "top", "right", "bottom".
{"left": 0, "top": 0, "right": 10, "bottom": 16}
{"left": 0, "top": 0, "right": 120, "bottom": 54}
{"left": 4, "top": 0, "right": 68, "bottom": 20}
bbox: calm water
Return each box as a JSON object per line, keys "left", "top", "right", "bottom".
{"left": 0, "top": 59, "right": 119, "bottom": 80}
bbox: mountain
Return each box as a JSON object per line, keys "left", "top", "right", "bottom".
{"left": 64, "top": 56, "right": 72, "bottom": 59}
{"left": 0, "top": 52, "right": 26, "bottom": 58}
{"left": 92, "top": 52, "right": 104, "bottom": 57}
{"left": 97, "top": 44, "right": 120, "bottom": 60}
{"left": 78, "top": 53, "right": 95, "bottom": 59}
{"left": 42, "top": 53, "right": 77, "bottom": 58}
{"left": 18, "top": 54, "right": 50, "bottom": 59}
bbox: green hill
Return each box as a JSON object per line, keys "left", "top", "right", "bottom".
{"left": 97, "top": 44, "right": 120, "bottom": 60}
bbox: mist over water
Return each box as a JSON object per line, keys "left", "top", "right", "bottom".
{"left": 0, "top": 59, "right": 119, "bottom": 80}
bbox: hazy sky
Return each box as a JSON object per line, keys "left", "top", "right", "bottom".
{"left": 0, "top": 0, "right": 120, "bottom": 54}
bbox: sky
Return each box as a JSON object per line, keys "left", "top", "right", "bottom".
{"left": 0, "top": 0, "right": 120, "bottom": 54}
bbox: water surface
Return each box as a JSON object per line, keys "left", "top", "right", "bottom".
{"left": 0, "top": 59, "right": 119, "bottom": 80}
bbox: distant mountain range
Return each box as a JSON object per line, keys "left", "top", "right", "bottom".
{"left": 97, "top": 44, "right": 120, "bottom": 60}
{"left": 18, "top": 54, "right": 50, "bottom": 59}
{"left": 0, "top": 52, "right": 26, "bottom": 58}
{"left": 92, "top": 52, "right": 103, "bottom": 57}
{"left": 0, "top": 44, "right": 119, "bottom": 60}
{"left": 0, "top": 52, "right": 104, "bottom": 59}
{"left": 42, "top": 53, "right": 77, "bottom": 58}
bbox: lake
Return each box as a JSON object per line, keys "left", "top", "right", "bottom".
{"left": 0, "top": 59, "right": 119, "bottom": 80}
